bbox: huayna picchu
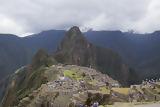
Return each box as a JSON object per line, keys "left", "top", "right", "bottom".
{"left": 1, "top": 26, "right": 160, "bottom": 107}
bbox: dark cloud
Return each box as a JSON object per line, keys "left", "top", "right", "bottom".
{"left": 0, "top": 0, "right": 159, "bottom": 36}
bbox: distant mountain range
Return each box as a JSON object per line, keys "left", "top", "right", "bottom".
{"left": 0, "top": 28, "right": 160, "bottom": 83}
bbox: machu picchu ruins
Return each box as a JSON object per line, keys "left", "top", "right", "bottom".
{"left": 8, "top": 64, "right": 160, "bottom": 107}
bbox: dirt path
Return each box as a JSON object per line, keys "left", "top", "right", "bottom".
{"left": 105, "top": 102, "right": 160, "bottom": 107}
{"left": 134, "top": 103, "right": 160, "bottom": 107}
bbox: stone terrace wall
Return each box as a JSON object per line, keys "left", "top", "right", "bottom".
{"left": 111, "top": 90, "right": 129, "bottom": 101}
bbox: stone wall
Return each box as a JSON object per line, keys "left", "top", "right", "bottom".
{"left": 150, "top": 82, "right": 160, "bottom": 88}
{"left": 142, "top": 88, "right": 160, "bottom": 101}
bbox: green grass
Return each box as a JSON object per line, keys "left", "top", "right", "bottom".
{"left": 88, "top": 81, "right": 97, "bottom": 86}
{"left": 146, "top": 88, "right": 154, "bottom": 94}
{"left": 155, "top": 87, "right": 160, "bottom": 92}
{"left": 64, "top": 70, "right": 80, "bottom": 78}
{"left": 112, "top": 96, "right": 128, "bottom": 102}
{"left": 100, "top": 87, "right": 110, "bottom": 94}
{"left": 99, "top": 105, "right": 105, "bottom": 107}
{"left": 112, "top": 88, "right": 129, "bottom": 95}
{"left": 145, "top": 88, "right": 160, "bottom": 97}
{"left": 136, "top": 85, "right": 141, "bottom": 91}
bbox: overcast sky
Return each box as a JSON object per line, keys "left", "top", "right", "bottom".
{"left": 0, "top": 0, "right": 160, "bottom": 37}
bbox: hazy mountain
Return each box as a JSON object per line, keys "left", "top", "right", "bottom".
{"left": 0, "top": 31, "right": 65, "bottom": 81}
{"left": 85, "top": 31, "right": 160, "bottom": 80}
{"left": 0, "top": 28, "right": 160, "bottom": 83}
{"left": 0, "top": 34, "right": 27, "bottom": 78}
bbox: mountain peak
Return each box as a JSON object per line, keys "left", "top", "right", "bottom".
{"left": 66, "top": 26, "right": 83, "bottom": 39}
{"left": 57, "top": 26, "right": 88, "bottom": 52}
{"left": 69, "top": 26, "right": 81, "bottom": 33}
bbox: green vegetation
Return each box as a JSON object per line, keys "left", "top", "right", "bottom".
{"left": 1, "top": 49, "right": 54, "bottom": 107}
{"left": 136, "top": 85, "right": 141, "bottom": 91}
{"left": 112, "top": 88, "right": 129, "bottom": 95}
{"left": 88, "top": 81, "right": 97, "bottom": 86}
{"left": 146, "top": 88, "right": 154, "bottom": 95}
{"left": 145, "top": 87, "right": 160, "bottom": 98}
{"left": 54, "top": 53, "right": 65, "bottom": 63}
{"left": 100, "top": 87, "right": 110, "bottom": 94}
{"left": 29, "top": 49, "right": 54, "bottom": 70}
{"left": 64, "top": 70, "right": 80, "bottom": 79}
{"left": 11, "top": 66, "right": 48, "bottom": 106}
{"left": 112, "top": 96, "right": 128, "bottom": 102}
{"left": 155, "top": 87, "right": 160, "bottom": 92}
{"left": 63, "top": 69, "right": 98, "bottom": 86}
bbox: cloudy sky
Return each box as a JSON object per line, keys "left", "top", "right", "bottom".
{"left": 0, "top": 0, "right": 160, "bottom": 37}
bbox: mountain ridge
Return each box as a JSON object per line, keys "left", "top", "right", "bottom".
{"left": 0, "top": 28, "right": 160, "bottom": 83}
{"left": 1, "top": 27, "right": 160, "bottom": 106}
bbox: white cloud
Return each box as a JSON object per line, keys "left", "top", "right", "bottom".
{"left": 134, "top": 0, "right": 160, "bottom": 33}
{"left": 0, "top": 0, "right": 159, "bottom": 36}
{"left": 0, "top": 14, "right": 25, "bottom": 35}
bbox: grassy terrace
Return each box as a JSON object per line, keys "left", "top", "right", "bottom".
{"left": 155, "top": 87, "right": 160, "bottom": 92}
{"left": 88, "top": 81, "right": 97, "bottom": 86}
{"left": 135, "top": 85, "right": 141, "bottom": 91}
{"left": 63, "top": 69, "right": 111, "bottom": 95}
{"left": 146, "top": 88, "right": 154, "bottom": 94}
{"left": 63, "top": 69, "right": 97, "bottom": 85}
{"left": 112, "top": 88, "right": 130, "bottom": 95}
{"left": 63, "top": 70, "right": 81, "bottom": 79}
{"left": 112, "top": 96, "right": 127, "bottom": 102}
{"left": 146, "top": 88, "right": 160, "bottom": 98}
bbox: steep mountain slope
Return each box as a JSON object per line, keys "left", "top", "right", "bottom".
{"left": 1, "top": 28, "right": 160, "bottom": 85}
{"left": 54, "top": 26, "right": 132, "bottom": 85}
{"left": 23, "top": 30, "right": 65, "bottom": 53}
{"left": 1, "top": 49, "right": 54, "bottom": 107}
